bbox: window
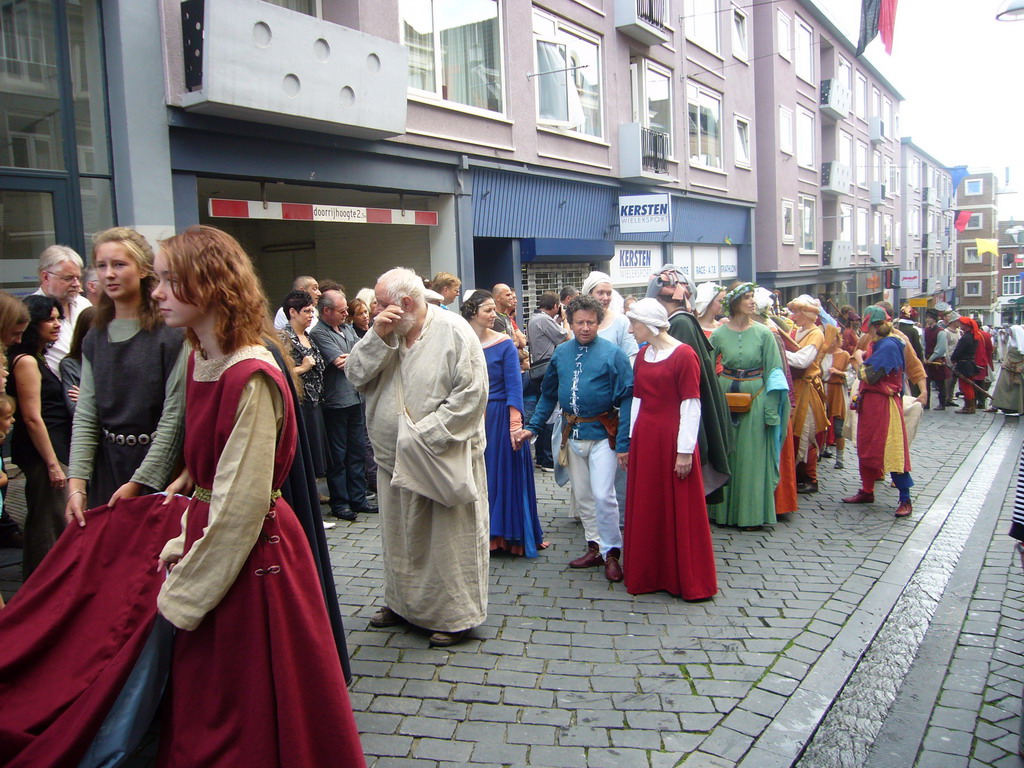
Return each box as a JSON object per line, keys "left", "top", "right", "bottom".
{"left": 883, "top": 214, "right": 893, "bottom": 251}
{"left": 885, "top": 99, "right": 895, "bottom": 138}
{"left": 779, "top": 106, "right": 793, "bottom": 155}
{"left": 964, "top": 280, "right": 982, "bottom": 297}
{"left": 734, "top": 115, "right": 751, "bottom": 168}
{"left": 967, "top": 212, "right": 983, "bottom": 229}
{"left": 782, "top": 199, "right": 795, "bottom": 244}
{"left": 966, "top": 178, "right": 983, "bottom": 196}
{"left": 533, "top": 11, "right": 602, "bottom": 138}
{"left": 856, "top": 141, "right": 868, "bottom": 188}
{"left": 840, "top": 203, "right": 853, "bottom": 242}
{"left": 911, "top": 157, "right": 920, "bottom": 190}
{"left": 1003, "top": 275, "right": 1021, "bottom": 296}
{"left": 796, "top": 108, "right": 814, "bottom": 168}
{"left": 684, "top": 0, "right": 720, "bottom": 55}
{"left": 799, "top": 196, "right": 816, "bottom": 252}
{"left": 632, "top": 59, "right": 673, "bottom": 152}
{"left": 873, "top": 211, "right": 881, "bottom": 246}
{"left": 839, "top": 132, "right": 853, "bottom": 169}
{"left": 777, "top": 11, "right": 791, "bottom": 61}
{"left": 403, "top": 0, "right": 504, "bottom": 114}
{"left": 964, "top": 247, "right": 980, "bottom": 263}
{"left": 1003, "top": 252, "right": 1015, "bottom": 268}
{"left": 687, "top": 82, "right": 723, "bottom": 169}
{"left": 883, "top": 157, "right": 894, "bottom": 197}
{"left": 732, "top": 8, "right": 749, "bottom": 60}
{"left": 794, "top": 18, "right": 813, "bottom": 83}
{"left": 871, "top": 88, "right": 881, "bottom": 119}
{"left": 855, "top": 73, "right": 867, "bottom": 120}
{"left": 890, "top": 163, "right": 900, "bottom": 196}
{"left": 908, "top": 205, "right": 919, "bottom": 237}
{"left": 857, "top": 207, "right": 868, "bottom": 252}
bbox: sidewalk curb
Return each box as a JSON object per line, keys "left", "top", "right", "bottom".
{"left": 863, "top": 417, "right": 1024, "bottom": 767}
{"left": 728, "top": 417, "right": 1011, "bottom": 768}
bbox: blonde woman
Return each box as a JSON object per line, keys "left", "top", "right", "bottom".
{"left": 65, "top": 227, "right": 186, "bottom": 523}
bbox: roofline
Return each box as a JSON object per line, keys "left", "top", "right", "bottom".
{"left": 794, "top": 0, "right": 905, "bottom": 100}
{"left": 899, "top": 137, "right": 950, "bottom": 170}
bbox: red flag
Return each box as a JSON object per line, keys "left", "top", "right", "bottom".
{"left": 879, "top": 0, "right": 898, "bottom": 55}
{"left": 954, "top": 210, "right": 972, "bottom": 232}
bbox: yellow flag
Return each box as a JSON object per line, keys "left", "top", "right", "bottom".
{"left": 976, "top": 238, "right": 1000, "bottom": 256}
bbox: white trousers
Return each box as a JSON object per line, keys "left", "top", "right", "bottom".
{"left": 565, "top": 438, "right": 622, "bottom": 556}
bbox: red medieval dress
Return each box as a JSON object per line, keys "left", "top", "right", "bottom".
{"left": 624, "top": 344, "right": 717, "bottom": 600}
{"left": 0, "top": 349, "right": 365, "bottom": 768}
{"left": 856, "top": 336, "right": 911, "bottom": 487}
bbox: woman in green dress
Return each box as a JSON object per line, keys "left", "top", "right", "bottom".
{"left": 709, "top": 283, "right": 791, "bottom": 529}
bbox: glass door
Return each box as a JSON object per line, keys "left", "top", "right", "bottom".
{"left": 0, "top": 177, "right": 73, "bottom": 294}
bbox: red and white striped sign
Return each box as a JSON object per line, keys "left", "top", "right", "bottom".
{"left": 208, "top": 198, "right": 438, "bottom": 226}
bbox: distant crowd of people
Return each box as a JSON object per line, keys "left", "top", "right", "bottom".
{"left": 3, "top": 222, "right": 1024, "bottom": 765}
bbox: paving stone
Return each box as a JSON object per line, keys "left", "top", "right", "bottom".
{"left": 586, "top": 747, "right": 653, "bottom": 767}
{"left": 923, "top": 727, "right": 974, "bottom": 756}
{"left": 527, "top": 745, "right": 588, "bottom": 768}
{"left": 471, "top": 741, "right": 528, "bottom": 765}
{"left": 358, "top": 733, "right": 413, "bottom": 758}
{"left": 413, "top": 738, "right": 473, "bottom": 762}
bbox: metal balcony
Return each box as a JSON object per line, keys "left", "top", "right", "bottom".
{"left": 619, "top": 123, "right": 672, "bottom": 183}
{"left": 615, "top": 0, "right": 670, "bottom": 46}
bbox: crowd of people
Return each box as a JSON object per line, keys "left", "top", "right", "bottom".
{"left": 0, "top": 222, "right": 1021, "bottom": 764}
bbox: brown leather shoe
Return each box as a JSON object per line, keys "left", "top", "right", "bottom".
{"left": 895, "top": 501, "right": 913, "bottom": 518}
{"left": 604, "top": 548, "right": 623, "bottom": 582}
{"left": 570, "top": 540, "right": 604, "bottom": 568}
{"left": 369, "top": 606, "right": 404, "bottom": 628}
{"left": 428, "top": 629, "right": 469, "bottom": 647}
{"left": 842, "top": 490, "right": 875, "bottom": 504}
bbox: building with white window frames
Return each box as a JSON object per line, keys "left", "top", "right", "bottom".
{"left": 954, "top": 171, "right": 1001, "bottom": 323}
{"left": 751, "top": 0, "right": 903, "bottom": 314}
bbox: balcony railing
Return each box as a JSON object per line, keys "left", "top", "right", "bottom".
{"left": 637, "top": 0, "right": 668, "bottom": 30}
{"left": 641, "top": 127, "right": 669, "bottom": 174}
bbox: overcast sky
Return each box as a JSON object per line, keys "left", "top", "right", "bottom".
{"left": 817, "top": 0, "right": 1024, "bottom": 221}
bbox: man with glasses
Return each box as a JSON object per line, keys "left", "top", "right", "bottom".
{"left": 34, "top": 245, "right": 92, "bottom": 376}
{"left": 310, "top": 288, "right": 376, "bottom": 521}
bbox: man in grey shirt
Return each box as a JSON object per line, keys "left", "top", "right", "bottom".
{"left": 310, "top": 289, "right": 376, "bottom": 521}
{"left": 525, "top": 291, "right": 569, "bottom": 469}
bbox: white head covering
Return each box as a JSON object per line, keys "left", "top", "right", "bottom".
{"left": 1011, "top": 325, "right": 1024, "bottom": 351}
{"left": 626, "top": 297, "right": 669, "bottom": 335}
{"left": 424, "top": 289, "right": 444, "bottom": 305}
{"left": 581, "top": 270, "right": 614, "bottom": 298}
{"left": 753, "top": 286, "right": 776, "bottom": 315}
{"left": 693, "top": 282, "right": 723, "bottom": 318}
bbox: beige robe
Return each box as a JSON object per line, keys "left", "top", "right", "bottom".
{"left": 346, "top": 305, "right": 490, "bottom": 632}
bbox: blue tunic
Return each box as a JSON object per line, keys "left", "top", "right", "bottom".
{"left": 483, "top": 337, "right": 544, "bottom": 557}
{"left": 527, "top": 336, "right": 633, "bottom": 453}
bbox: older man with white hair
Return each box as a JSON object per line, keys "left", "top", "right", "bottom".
{"left": 33, "top": 245, "right": 92, "bottom": 376}
{"left": 346, "top": 267, "right": 489, "bottom": 647}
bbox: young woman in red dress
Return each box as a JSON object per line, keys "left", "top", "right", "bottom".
{"left": 151, "top": 226, "right": 364, "bottom": 767}
{"left": 622, "top": 298, "right": 717, "bottom": 600}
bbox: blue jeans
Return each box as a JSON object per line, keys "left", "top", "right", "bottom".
{"left": 324, "top": 404, "right": 369, "bottom": 513}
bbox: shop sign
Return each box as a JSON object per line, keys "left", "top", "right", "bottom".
{"left": 909, "top": 297, "right": 930, "bottom": 307}
{"left": 208, "top": 198, "right": 438, "bottom": 226}
{"left": 611, "top": 245, "right": 662, "bottom": 284}
{"left": 856, "top": 271, "right": 882, "bottom": 295}
{"left": 899, "top": 270, "right": 921, "bottom": 292}
{"left": 720, "top": 248, "right": 738, "bottom": 281}
{"left": 692, "top": 246, "right": 719, "bottom": 281}
{"left": 618, "top": 193, "right": 671, "bottom": 233}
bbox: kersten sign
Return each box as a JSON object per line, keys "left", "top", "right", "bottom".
{"left": 619, "top": 194, "right": 671, "bottom": 234}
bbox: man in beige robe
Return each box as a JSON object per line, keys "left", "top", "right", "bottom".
{"left": 346, "top": 267, "right": 489, "bottom": 647}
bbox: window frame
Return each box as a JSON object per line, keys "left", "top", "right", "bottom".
{"left": 532, "top": 10, "right": 604, "bottom": 139}
{"left": 794, "top": 17, "right": 814, "bottom": 84}
{"left": 777, "top": 10, "right": 792, "bottom": 61}
{"left": 855, "top": 73, "right": 867, "bottom": 120}
{"left": 967, "top": 212, "right": 983, "bottom": 230}
{"left": 687, "top": 81, "right": 724, "bottom": 170}
{"left": 732, "top": 7, "right": 749, "bottom": 61}
{"left": 840, "top": 203, "right": 853, "bottom": 242}
{"left": 779, "top": 106, "right": 794, "bottom": 156}
{"left": 631, "top": 58, "right": 674, "bottom": 156}
{"left": 798, "top": 195, "right": 816, "bottom": 253}
{"left": 965, "top": 178, "right": 983, "bottom": 196}
{"left": 402, "top": 0, "right": 506, "bottom": 117}
{"left": 1003, "top": 274, "right": 1022, "bottom": 296}
{"left": 782, "top": 198, "right": 796, "bottom": 244}
{"left": 856, "top": 207, "right": 869, "bottom": 253}
{"left": 856, "top": 141, "right": 868, "bottom": 189}
{"left": 964, "top": 247, "right": 980, "bottom": 263}
{"left": 796, "top": 107, "right": 815, "bottom": 169}
{"left": 964, "top": 280, "right": 982, "bottom": 297}
{"left": 734, "top": 114, "right": 751, "bottom": 169}
{"left": 684, "top": 0, "right": 721, "bottom": 56}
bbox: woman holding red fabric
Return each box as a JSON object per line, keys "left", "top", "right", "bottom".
{"left": 842, "top": 306, "right": 914, "bottom": 518}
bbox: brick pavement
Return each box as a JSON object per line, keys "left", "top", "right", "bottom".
{"left": 0, "top": 407, "right": 1012, "bottom": 767}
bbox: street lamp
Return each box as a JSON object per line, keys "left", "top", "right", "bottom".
{"left": 996, "top": 0, "right": 1024, "bottom": 20}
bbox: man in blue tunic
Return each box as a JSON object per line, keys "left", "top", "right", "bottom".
{"left": 514, "top": 296, "right": 633, "bottom": 582}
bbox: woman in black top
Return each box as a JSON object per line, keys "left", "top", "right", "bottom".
{"left": 7, "top": 295, "right": 70, "bottom": 577}
{"left": 281, "top": 289, "right": 327, "bottom": 477}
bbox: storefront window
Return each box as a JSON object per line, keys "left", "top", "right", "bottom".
{"left": 80, "top": 177, "right": 113, "bottom": 242}
{"left": 69, "top": 0, "right": 110, "bottom": 175}
{"left": 404, "top": 0, "right": 504, "bottom": 115}
{"left": 0, "top": 190, "right": 55, "bottom": 290}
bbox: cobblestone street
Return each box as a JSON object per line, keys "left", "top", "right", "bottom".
{"left": 1, "top": 408, "right": 1021, "bottom": 767}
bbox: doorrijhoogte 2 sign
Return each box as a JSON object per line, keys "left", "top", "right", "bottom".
{"left": 618, "top": 193, "right": 672, "bottom": 234}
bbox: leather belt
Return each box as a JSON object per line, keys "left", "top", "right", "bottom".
{"left": 103, "top": 429, "right": 157, "bottom": 447}
{"left": 721, "top": 366, "right": 763, "bottom": 381}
